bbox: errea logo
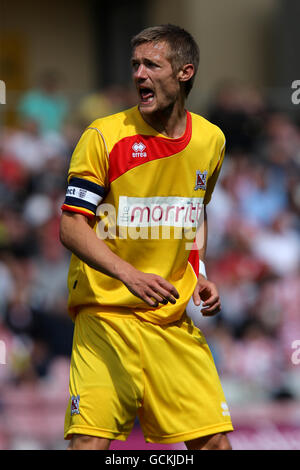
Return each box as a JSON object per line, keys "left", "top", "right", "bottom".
{"left": 132, "top": 142, "right": 147, "bottom": 158}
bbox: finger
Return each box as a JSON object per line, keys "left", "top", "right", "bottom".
{"left": 192, "top": 289, "right": 202, "bottom": 306}
{"left": 201, "top": 302, "right": 221, "bottom": 316}
{"left": 201, "top": 299, "right": 220, "bottom": 311}
{"left": 147, "top": 289, "right": 169, "bottom": 305}
{"left": 154, "top": 286, "right": 178, "bottom": 304}
{"left": 157, "top": 278, "right": 180, "bottom": 299}
{"left": 149, "top": 283, "right": 178, "bottom": 304}
{"left": 143, "top": 294, "right": 159, "bottom": 308}
{"left": 202, "top": 309, "right": 221, "bottom": 316}
{"left": 154, "top": 288, "right": 177, "bottom": 304}
{"left": 201, "top": 293, "right": 219, "bottom": 307}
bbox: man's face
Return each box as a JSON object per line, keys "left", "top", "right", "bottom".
{"left": 131, "top": 41, "right": 181, "bottom": 115}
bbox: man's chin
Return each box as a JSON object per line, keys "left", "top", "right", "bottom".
{"left": 138, "top": 100, "right": 157, "bottom": 114}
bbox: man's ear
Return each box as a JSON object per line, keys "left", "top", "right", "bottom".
{"left": 178, "top": 64, "right": 195, "bottom": 83}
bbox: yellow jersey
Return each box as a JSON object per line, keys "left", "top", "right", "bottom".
{"left": 62, "top": 106, "right": 225, "bottom": 324}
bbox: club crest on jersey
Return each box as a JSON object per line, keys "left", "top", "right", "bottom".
{"left": 194, "top": 170, "right": 207, "bottom": 190}
{"left": 71, "top": 395, "right": 80, "bottom": 416}
{"left": 132, "top": 142, "right": 147, "bottom": 158}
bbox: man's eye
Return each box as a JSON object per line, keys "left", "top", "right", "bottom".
{"left": 146, "top": 62, "right": 158, "bottom": 68}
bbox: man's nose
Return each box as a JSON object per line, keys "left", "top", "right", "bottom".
{"left": 134, "top": 64, "right": 148, "bottom": 80}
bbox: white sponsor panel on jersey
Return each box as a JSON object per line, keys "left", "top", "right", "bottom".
{"left": 117, "top": 196, "right": 204, "bottom": 228}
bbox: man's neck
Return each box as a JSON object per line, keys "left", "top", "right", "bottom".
{"left": 139, "top": 100, "right": 187, "bottom": 139}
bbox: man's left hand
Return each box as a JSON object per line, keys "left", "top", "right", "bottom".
{"left": 192, "top": 275, "right": 221, "bottom": 316}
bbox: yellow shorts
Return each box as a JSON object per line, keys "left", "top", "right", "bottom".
{"left": 64, "top": 311, "right": 233, "bottom": 444}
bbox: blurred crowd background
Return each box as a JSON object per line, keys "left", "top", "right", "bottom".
{"left": 0, "top": 0, "right": 299, "bottom": 450}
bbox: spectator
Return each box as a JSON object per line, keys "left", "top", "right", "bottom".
{"left": 251, "top": 212, "right": 300, "bottom": 277}
{"left": 208, "top": 80, "right": 266, "bottom": 154}
{"left": 17, "top": 70, "right": 69, "bottom": 135}
{"left": 75, "top": 84, "right": 136, "bottom": 128}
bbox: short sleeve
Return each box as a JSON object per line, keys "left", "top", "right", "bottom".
{"left": 61, "top": 127, "right": 109, "bottom": 218}
{"left": 203, "top": 135, "right": 226, "bottom": 205}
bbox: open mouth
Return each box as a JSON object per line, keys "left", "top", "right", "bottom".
{"left": 139, "top": 87, "right": 155, "bottom": 104}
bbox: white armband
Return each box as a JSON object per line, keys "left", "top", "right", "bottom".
{"left": 199, "top": 260, "right": 207, "bottom": 279}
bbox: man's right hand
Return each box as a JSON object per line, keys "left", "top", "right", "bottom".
{"left": 121, "top": 267, "right": 180, "bottom": 308}
{"left": 60, "top": 211, "right": 179, "bottom": 308}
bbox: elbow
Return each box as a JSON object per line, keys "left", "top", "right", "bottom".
{"left": 59, "top": 222, "right": 67, "bottom": 249}
{"left": 59, "top": 211, "right": 87, "bottom": 251}
{"left": 59, "top": 213, "right": 70, "bottom": 249}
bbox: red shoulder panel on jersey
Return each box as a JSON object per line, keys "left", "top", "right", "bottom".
{"left": 109, "top": 111, "right": 192, "bottom": 183}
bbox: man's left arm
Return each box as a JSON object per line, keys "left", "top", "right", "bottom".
{"left": 192, "top": 205, "right": 221, "bottom": 316}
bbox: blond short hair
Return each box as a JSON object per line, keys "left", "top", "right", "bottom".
{"left": 131, "top": 24, "right": 200, "bottom": 97}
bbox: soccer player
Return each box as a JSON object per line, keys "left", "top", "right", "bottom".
{"left": 60, "top": 24, "right": 233, "bottom": 450}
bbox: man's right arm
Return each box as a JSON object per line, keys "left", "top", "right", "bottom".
{"left": 60, "top": 211, "right": 179, "bottom": 307}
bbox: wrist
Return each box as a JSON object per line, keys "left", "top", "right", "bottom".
{"left": 117, "top": 262, "right": 137, "bottom": 284}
